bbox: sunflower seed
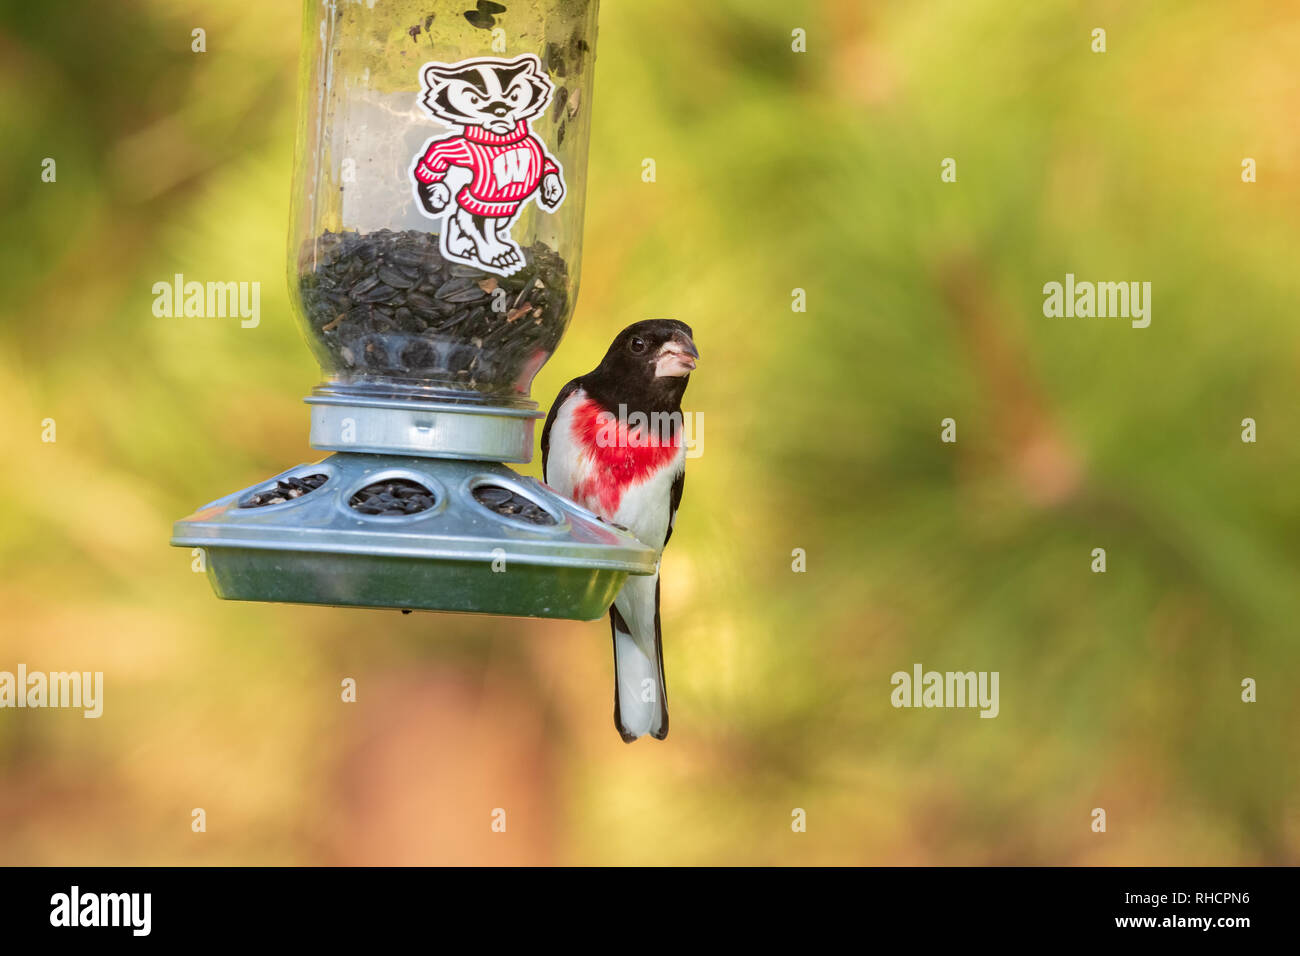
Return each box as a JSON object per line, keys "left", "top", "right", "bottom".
{"left": 348, "top": 479, "right": 436, "bottom": 516}
{"left": 472, "top": 485, "right": 557, "bottom": 525}
{"left": 377, "top": 266, "right": 413, "bottom": 289}
{"left": 436, "top": 277, "right": 486, "bottom": 303}
{"left": 240, "top": 473, "right": 329, "bottom": 508}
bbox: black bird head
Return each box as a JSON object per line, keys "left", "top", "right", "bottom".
{"left": 582, "top": 320, "right": 699, "bottom": 414}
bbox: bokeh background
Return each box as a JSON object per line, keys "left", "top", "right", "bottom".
{"left": 2, "top": 0, "right": 1299, "bottom": 865}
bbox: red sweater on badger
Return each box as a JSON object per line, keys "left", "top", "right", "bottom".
{"left": 414, "top": 121, "right": 559, "bottom": 218}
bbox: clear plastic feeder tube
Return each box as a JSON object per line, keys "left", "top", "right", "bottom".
{"left": 289, "top": 0, "right": 598, "bottom": 415}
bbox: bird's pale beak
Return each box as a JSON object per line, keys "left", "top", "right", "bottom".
{"left": 655, "top": 333, "right": 699, "bottom": 378}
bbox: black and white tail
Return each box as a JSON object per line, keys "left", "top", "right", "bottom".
{"left": 609, "top": 572, "right": 668, "bottom": 742}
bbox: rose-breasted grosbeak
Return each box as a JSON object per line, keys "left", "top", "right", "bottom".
{"left": 541, "top": 320, "right": 699, "bottom": 742}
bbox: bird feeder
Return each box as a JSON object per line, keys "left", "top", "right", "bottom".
{"left": 172, "top": 0, "right": 657, "bottom": 619}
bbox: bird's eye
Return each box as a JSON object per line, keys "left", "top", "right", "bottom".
{"left": 628, "top": 336, "right": 647, "bottom": 354}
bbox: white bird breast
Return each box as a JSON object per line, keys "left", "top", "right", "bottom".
{"left": 546, "top": 388, "right": 685, "bottom": 553}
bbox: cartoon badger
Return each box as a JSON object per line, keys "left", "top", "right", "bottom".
{"left": 411, "top": 53, "right": 566, "bottom": 276}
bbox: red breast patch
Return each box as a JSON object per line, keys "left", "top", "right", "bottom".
{"left": 568, "top": 398, "right": 681, "bottom": 514}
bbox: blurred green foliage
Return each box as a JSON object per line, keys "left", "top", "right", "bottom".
{"left": 1, "top": 0, "right": 1297, "bottom": 864}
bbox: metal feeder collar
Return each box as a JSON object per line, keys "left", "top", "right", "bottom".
{"left": 172, "top": 0, "right": 657, "bottom": 619}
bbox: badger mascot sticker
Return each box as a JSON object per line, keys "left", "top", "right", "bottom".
{"left": 410, "top": 53, "right": 566, "bottom": 277}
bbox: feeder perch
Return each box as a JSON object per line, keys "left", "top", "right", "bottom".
{"left": 172, "top": 0, "right": 656, "bottom": 619}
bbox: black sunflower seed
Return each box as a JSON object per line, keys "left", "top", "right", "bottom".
{"left": 472, "top": 485, "right": 557, "bottom": 526}
{"left": 377, "top": 266, "right": 413, "bottom": 289}
{"left": 404, "top": 292, "right": 438, "bottom": 315}
{"left": 240, "top": 473, "right": 328, "bottom": 508}
{"left": 355, "top": 282, "right": 396, "bottom": 303}
{"left": 390, "top": 249, "right": 428, "bottom": 269}
{"left": 436, "top": 277, "right": 486, "bottom": 303}
{"left": 350, "top": 275, "right": 381, "bottom": 297}
{"left": 348, "top": 479, "right": 436, "bottom": 516}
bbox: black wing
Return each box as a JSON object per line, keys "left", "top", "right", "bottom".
{"left": 662, "top": 468, "right": 685, "bottom": 547}
{"left": 540, "top": 377, "right": 582, "bottom": 484}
